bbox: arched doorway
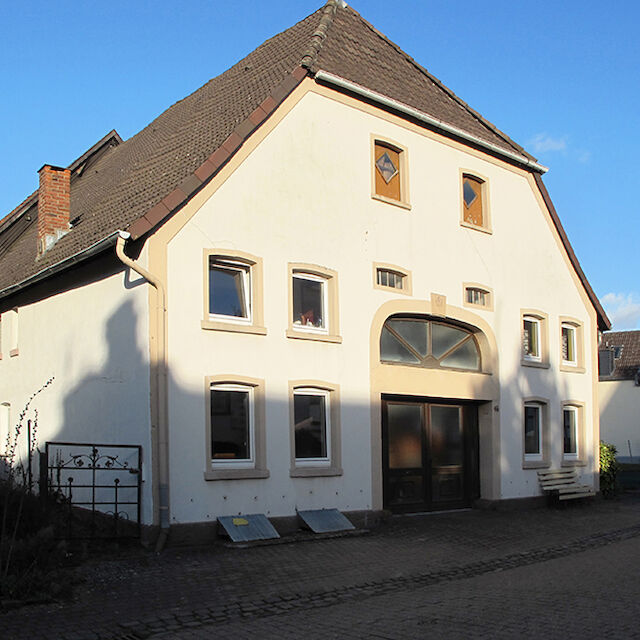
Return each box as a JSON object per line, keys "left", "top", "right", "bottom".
{"left": 374, "top": 312, "right": 495, "bottom": 512}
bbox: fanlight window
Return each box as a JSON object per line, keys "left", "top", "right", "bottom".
{"left": 380, "top": 317, "right": 480, "bottom": 371}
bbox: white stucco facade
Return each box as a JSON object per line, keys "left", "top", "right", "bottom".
{"left": 158, "top": 85, "right": 599, "bottom": 524}
{"left": 0, "top": 82, "right": 601, "bottom": 529}
{"left": 0, "top": 263, "right": 154, "bottom": 524}
{"left": 599, "top": 380, "right": 640, "bottom": 463}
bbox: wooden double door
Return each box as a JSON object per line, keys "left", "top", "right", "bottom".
{"left": 382, "top": 397, "right": 480, "bottom": 512}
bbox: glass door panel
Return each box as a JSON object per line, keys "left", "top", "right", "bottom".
{"left": 385, "top": 403, "right": 425, "bottom": 508}
{"left": 387, "top": 403, "right": 423, "bottom": 468}
{"left": 429, "top": 405, "right": 464, "bottom": 503}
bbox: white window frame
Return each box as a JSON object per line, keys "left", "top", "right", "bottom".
{"left": 376, "top": 268, "right": 404, "bottom": 290}
{"left": 208, "top": 258, "right": 252, "bottom": 325}
{"left": 524, "top": 403, "right": 543, "bottom": 462}
{"left": 467, "top": 287, "right": 487, "bottom": 306}
{"left": 561, "top": 323, "right": 577, "bottom": 366}
{"left": 291, "top": 272, "right": 329, "bottom": 335}
{"left": 523, "top": 315, "right": 541, "bottom": 362}
{"left": 209, "top": 383, "right": 256, "bottom": 469}
{"left": 563, "top": 405, "right": 579, "bottom": 460}
{"left": 293, "top": 387, "right": 331, "bottom": 467}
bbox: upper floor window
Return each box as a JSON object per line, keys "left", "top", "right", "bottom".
{"left": 521, "top": 310, "right": 548, "bottom": 367}
{"left": 460, "top": 173, "right": 490, "bottom": 232}
{"left": 523, "top": 316, "right": 541, "bottom": 362}
{"left": 561, "top": 323, "right": 577, "bottom": 365}
{"left": 292, "top": 273, "right": 328, "bottom": 333}
{"left": 209, "top": 258, "right": 250, "bottom": 322}
{"left": 559, "top": 318, "right": 584, "bottom": 373}
{"left": 380, "top": 316, "right": 480, "bottom": 371}
{"left": 463, "top": 284, "right": 493, "bottom": 310}
{"left": 371, "top": 137, "right": 410, "bottom": 209}
{"left": 202, "top": 250, "right": 266, "bottom": 335}
{"left": 377, "top": 268, "right": 404, "bottom": 290}
{"left": 287, "top": 264, "right": 342, "bottom": 344}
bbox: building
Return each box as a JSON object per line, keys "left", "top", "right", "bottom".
{"left": 0, "top": 1, "right": 610, "bottom": 541}
{"left": 599, "top": 331, "right": 640, "bottom": 463}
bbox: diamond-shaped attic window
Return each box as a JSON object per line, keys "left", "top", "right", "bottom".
{"left": 375, "top": 152, "right": 398, "bottom": 184}
{"left": 463, "top": 180, "right": 477, "bottom": 207}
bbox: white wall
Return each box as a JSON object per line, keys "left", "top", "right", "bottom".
{"left": 0, "top": 264, "right": 153, "bottom": 524}
{"left": 164, "top": 88, "right": 598, "bottom": 522}
{"left": 599, "top": 380, "right": 640, "bottom": 462}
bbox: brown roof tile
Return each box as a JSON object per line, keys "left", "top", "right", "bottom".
{"left": 600, "top": 331, "right": 640, "bottom": 380}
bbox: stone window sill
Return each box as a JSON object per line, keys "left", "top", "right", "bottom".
{"left": 204, "top": 468, "right": 270, "bottom": 481}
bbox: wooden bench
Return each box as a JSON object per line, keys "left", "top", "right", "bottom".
{"left": 537, "top": 469, "right": 596, "bottom": 501}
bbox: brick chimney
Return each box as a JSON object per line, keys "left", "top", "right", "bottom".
{"left": 37, "top": 164, "right": 70, "bottom": 255}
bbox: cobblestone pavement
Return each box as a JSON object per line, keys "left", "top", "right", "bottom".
{"left": 3, "top": 496, "right": 640, "bottom": 640}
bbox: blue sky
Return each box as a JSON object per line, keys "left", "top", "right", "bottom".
{"left": 1, "top": 1, "right": 638, "bottom": 329}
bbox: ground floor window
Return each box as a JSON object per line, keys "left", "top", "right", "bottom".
{"left": 294, "top": 389, "right": 330, "bottom": 463}
{"left": 524, "top": 404, "right": 542, "bottom": 459}
{"left": 204, "top": 376, "right": 268, "bottom": 480}
{"left": 562, "top": 403, "right": 585, "bottom": 465}
{"left": 289, "top": 381, "right": 342, "bottom": 477}
{"left": 210, "top": 384, "right": 254, "bottom": 465}
{"left": 522, "top": 399, "right": 549, "bottom": 468}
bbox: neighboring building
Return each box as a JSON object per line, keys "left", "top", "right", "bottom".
{"left": 0, "top": 1, "right": 609, "bottom": 541}
{"left": 599, "top": 331, "right": 640, "bottom": 463}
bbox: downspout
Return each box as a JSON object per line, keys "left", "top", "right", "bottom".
{"left": 115, "top": 230, "right": 170, "bottom": 551}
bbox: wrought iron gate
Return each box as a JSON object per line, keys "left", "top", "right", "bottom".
{"left": 43, "top": 442, "right": 142, "bottom": 540}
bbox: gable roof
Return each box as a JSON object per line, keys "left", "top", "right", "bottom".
{"left": 0, "top": 1, "right": 610, "bottom": 329}
{"left": 600, "top": 331, "right": 640, "bottom": 381}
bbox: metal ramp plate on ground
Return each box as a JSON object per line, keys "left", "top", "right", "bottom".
{"left": 297, "top": 509, "right": 355, "bottom": 533}
{"left": 217, "top": 514, "right": 280, "bottom": 542}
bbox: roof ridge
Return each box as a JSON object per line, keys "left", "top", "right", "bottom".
{"left": 300, "top": 0, "right": 341, "bottom": 70}
{"left": 345, "top": 7, "right": 530, "bottom": 158}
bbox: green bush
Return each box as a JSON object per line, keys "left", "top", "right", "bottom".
{"left": 600, "top": 441, "right": 620, "bottom": 497}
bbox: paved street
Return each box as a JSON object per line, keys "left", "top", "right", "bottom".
{"left": 3, "top": 496, "right": 640, "bottom": 639}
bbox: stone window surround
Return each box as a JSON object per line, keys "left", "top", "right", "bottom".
{"left": 462, "top": 282, "right": 494, "bottom": 311}
{"left": 559, "top": 316, "right": 586, "bottom": 373}
{"left": 289, "top": 379, "right": 342, "bottom": 478}
{"left": 561, "top": 401, "right": 587, "bottom": 467}
{"left": 370, "top": 134, "right": 411, "bottom": 210}
{"left": 373, "top": 262, "right": 413, "bottom": 296}
{"left": 521, "top": 309, "right": 550, "bottom": 369}
{"left": 286, "top": 263, "right": 342, "bottom": 344}
{"left": 522, "top": 397, "right": 551, "bottom": 469}
{"left": 201, "top": 249, "right": 266, "bottom": 335}
{"left": 459, "top": 169, "right": 492, "bottom": 234}
{"left": 204, "top": 374, "right": 269, "bottom": 481}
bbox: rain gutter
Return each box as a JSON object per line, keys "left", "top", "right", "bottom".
{"left": 314, "top": 70, "right": 548, "bottom": 174}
